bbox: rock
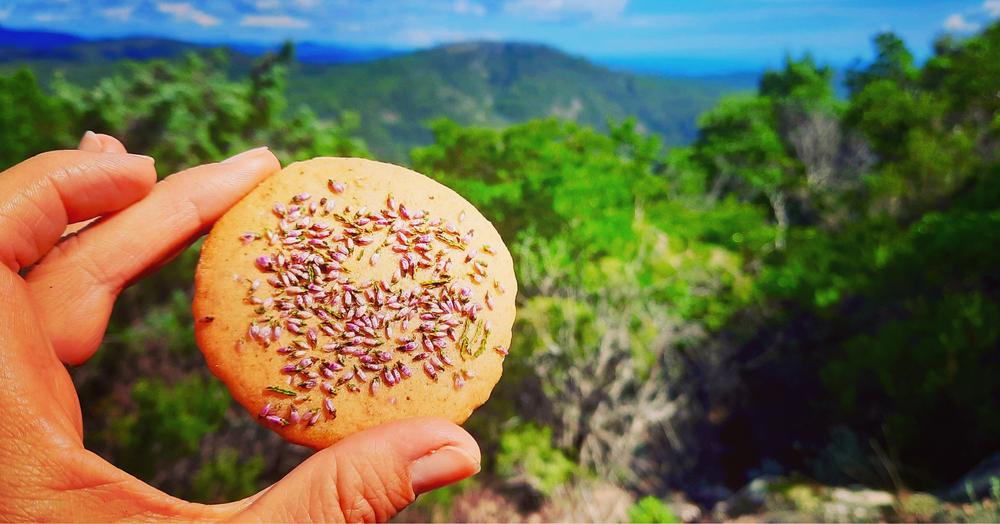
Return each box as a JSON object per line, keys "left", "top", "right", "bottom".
{"left": 668, "top": 494, "right": 701, "bottom": 523}
{"left": 716, "top": 477, "right": 896, "bottom": 523}
{"left": 944, "top": 452, "right": 1000, "bottom": 501}
{"left": 810, "top": 486, "right": 893, "bottom": 522}
{"left": 715, "top": 476, "right": 781, "bottom": 518}
{"left": 828, "top": 487, "right": 895, "bottom": 507}
{"left": 689, "top": 484, "right": 732, "bottom": 507}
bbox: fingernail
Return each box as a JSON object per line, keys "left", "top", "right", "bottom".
{"left": 128, "top": 153, "right": 155, "bottom": 163}
{"left": 223, "top": 146, "right": 270, "bottom": 164}
{"left": 78, "top": 130, "right": 99, "bottom": 149}
{"left": 83, "top": 130, "right": 96, "bottom": 138}
{"left": 409, "top": 445, "right": 481, "bottom": 494}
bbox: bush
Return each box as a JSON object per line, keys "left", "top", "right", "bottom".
{"left": 190, "top": 448, "right": 265, "bottom": 503}
{"left": 109, "top": 376, "right": 230, "bottom": 478}
{"left": 496, "top": 423, "right": 578, "bottom": 496}
{"left": 628, "top": 495, "right": 680, "bottom": 523}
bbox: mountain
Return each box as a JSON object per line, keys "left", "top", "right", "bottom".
{"left": 231, "top": 41, "right": 400, "bottom": 64}
{"left": 0, "top": 26, "right": 200, "bottom": 62}
{"left": 0, "top": 26, "right": 83, "bottom": 51}
{"left": 0, "top": 26, "right": 230, "bottom": 92}
{"left": 288, "top": 41, "right": 758, "bottom": 160}
{"left": 0, "top": 26, "right": 399, "bottom": 64}
{"left": 0, "top": 27, "right": 758, "bottom": 161}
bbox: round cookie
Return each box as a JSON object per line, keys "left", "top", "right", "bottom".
{"left": 193, "top": 157, "right": 516, "bottom": 449}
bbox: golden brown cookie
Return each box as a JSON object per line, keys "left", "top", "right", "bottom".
{"left": 193, "top": 157, "right": 516, "bottom": 449}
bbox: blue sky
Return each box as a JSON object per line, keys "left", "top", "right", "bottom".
{"left": 1, "top": 0, "right": 998, "bottom": 73}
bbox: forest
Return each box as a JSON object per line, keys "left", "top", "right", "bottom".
{"left": 1, "top": 21, "right": 998, "bottom": 523}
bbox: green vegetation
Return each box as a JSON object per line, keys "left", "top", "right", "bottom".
{"left": 2, "top": 20, "right": 999, "bottom": 523}
{"left": 1, "top": 39, "right": 755, "bottom": 162}
{"left": 191, "top": 448, "right": 266, "bottom": 503}
{"left": 628, "top": 496, "right": 680, "bottom": 523}
{"left": 109, "top": 376, "right": 229, "bottom": 479}
{"left": 0, "top": 69, "right": 73, "bottom": 167}
{"left": 291, "top": 42, "right": 755, "bottom": 160}
{"left": 496, "top": 424, "right": 579, "bottom": 496}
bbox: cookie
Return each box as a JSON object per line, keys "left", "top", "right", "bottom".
{"left": 193, "top": 157, "right": 516, "bottom": 449}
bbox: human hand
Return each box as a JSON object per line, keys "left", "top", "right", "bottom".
{"left": 0, "top": 132, "right": 481, "bottom": 522}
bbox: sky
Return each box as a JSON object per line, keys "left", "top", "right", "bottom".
{"left": 1, "top": 0, "right": 998, "bottom": 73}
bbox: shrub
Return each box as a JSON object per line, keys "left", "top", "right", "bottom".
{"left": 628, "top": 495, "right": 679, "bottom": 523}
{"left": 496, "top": 423, "right": 578, "bottom": 496}
{"left": 190, "top": 448, "right": 265, "bottom": 503}
{"left": 109, "top": 376, "right": 230, "bottom": 478}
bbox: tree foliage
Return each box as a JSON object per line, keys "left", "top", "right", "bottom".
{"left": 0, "top": 69, "right": 73, "bottom": 168}
{"left": 716, "top": 24, "right": 1000, "bottom": 485}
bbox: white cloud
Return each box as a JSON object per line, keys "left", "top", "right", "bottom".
{"left": 252, "top": 0, "right": 320, "bottom": 8}
{"left": 395, "top": 27, "right": 500, "bottom": 46}
{"left": 33, "top": 12, "right": 65, "bottom": 22}
{"left": 619, "top": 13, "right": 697, "bottom": 29}
{"left": 985, "top": 0, "right": 1000, "bottom": 17}
{"left": 454, "top": 0, "right": 486, "bottom": 17}
{"left": 100, "top": 5, "right": 135, "bottom": 22}
{"left": 504, "top": 0, "right": 628, "bottom": 21}
{"left": 943, "top": 13, "right": 979, "bottom": 32}
{"left": 241, "top": 14, "right": 309, "bottom": 28}
{"left": 0, "top": 7, "right": 11, "bottom": 20}
{"left": 156, "top": 2, "right": 220, "bottom": 27}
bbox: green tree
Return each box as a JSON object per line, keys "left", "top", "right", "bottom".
{"left": 691, "top": 55, "right": 858, "bottom": 249}
{"left": 412, "top": 117, "right": 666, "bottom": 257}
{"left": 846, "top": 32, "right": 919, "bottom": 95}
{"left": 694, "top": 95, "right": 794, "bottom": 248}
{"left": 0, "top": 69, "right": 74, "bottom": 169}
{"left": 52, "top": 49, "right": 366, "bottom": 175}
{"left": 761, "top": 54, "right": 837, "bottom": 113}
{"left": 737, "top": 22, "right": 1000, "bottom": 487}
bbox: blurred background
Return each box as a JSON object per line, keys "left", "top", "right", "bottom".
{"left": 1, "top": 0, "right": 999, "bottom": 522}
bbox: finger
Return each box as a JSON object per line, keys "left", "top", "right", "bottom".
{"left": 237, "top": 418, "right": 481, "bottom": 522}
{"left": 94, "top": 133, "right": 128, "bottom": 154}
{"left": 79, "top": 131, "right": 128, "bottom": 155}
{"left": 26, "top": 147, "right": 279, "bottom": 365}
{"left": 78, "top": 130, "right": 103, "bottom": 152}
{"left": 66, "top": 133, "right": 129, "bottom": 235}
{"left": 0, "top": 267, "right": 86, "bottom": 446}
{"left": 0, "top": 150, "right": 156, "bottom": 271}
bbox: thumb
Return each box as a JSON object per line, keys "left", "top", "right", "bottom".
{"left": 236, "top": 417, "right": 481, "bottom": 522}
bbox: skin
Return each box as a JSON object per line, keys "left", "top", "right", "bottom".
{"left": 0, "top": 132, "right": 481, "bottom": 522}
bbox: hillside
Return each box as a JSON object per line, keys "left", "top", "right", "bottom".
{"left": 289, "top": 42, "right": 757, "bottom": 160}
{"left": 0, "top": 27, "right": 757, "bottom": 161}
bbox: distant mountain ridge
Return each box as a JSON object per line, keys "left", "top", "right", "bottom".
{"left": 230, "top": 41, "right": 399, "bottom": 64}
{"left": 288, "top": 41, "right": 758, "bottom": 159}
{"left": 0, "top": 26, "right": 759, "bottom": 161}
{"left": 0, "top": 26, "right": 84, "bottom": 50}
{"left": 0, "top": 25, "right": 399, "bottom": 64}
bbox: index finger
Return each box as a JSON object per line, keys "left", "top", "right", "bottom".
{"left": 26, "top": 147, "right": 280, "bottom": 365}
{"left": 0, "top": 150, "right": 156, "bottom": 271}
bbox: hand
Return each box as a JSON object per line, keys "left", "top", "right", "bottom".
{"left": 0, "top": 132, "right": 481, "bottom": 522}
